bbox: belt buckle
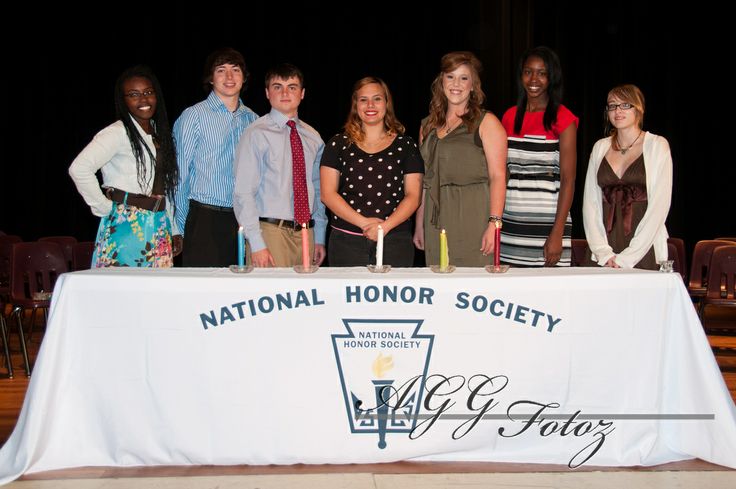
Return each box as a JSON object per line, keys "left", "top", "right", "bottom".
{"left": 151, "top": 195, "right": 163, "bottom": 212}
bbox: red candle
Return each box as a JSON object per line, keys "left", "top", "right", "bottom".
{"left": 301, "top": 224, "right": 310, "bottom": 269}
{"left": 494, "top": 222, "right": 501, "bottom": 268}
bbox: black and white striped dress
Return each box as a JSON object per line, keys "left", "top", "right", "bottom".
{"left": 500, "top": 105, "right": 578, "bottom": 267}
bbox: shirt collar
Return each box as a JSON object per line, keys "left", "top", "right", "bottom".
{"left": 205, "top": 90, "right": 245, "bottom": 114}
{"left": 269, "top": 108, "right": 299, "bottom": 129}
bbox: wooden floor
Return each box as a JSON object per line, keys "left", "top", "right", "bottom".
{"left": 2, "top": 306, "right": 735, "bottom": 481}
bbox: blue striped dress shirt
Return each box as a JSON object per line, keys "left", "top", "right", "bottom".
{"left": 173, "top": 90, "right": 258, "bottom": 234}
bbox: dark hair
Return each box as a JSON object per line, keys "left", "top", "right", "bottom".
{"left": 513, "top": 46, "right": 564, "bottom": 134}
{"left": 423, "top": 51, "right": 486, "bottom": 136}
{"left": 202, "top": 47, "right": 248, "bottom": 92}
{"left": 264, "top": 63, "right": 304, "bottom": 88}
{"left": 114, "top": 65, "right": 178, "bottom": 205}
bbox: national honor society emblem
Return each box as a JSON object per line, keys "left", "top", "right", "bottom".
{"left": 332, "top": 319, "right": 434, "bottom": 449}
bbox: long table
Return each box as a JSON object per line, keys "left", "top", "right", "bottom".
{"left": 1, "top": 267, "right": 735, "bottom": 482}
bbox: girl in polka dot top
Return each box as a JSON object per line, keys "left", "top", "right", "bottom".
{"left": 320, "top": 77, "right": 424, "bottom": 267}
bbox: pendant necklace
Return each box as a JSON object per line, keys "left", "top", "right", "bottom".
{"left": 617, "top": 131, "right": 642, "bottom": 155}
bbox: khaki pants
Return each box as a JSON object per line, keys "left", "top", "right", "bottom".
{"left": 248, "top": 221, "right": 314, "bottom": 267}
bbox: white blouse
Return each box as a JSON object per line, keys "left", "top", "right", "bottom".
{"left": 69, "top": 117, "right": 178, "bottom": 233}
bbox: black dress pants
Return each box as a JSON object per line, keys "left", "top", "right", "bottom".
{"left": 182, "top": 200, "right": 238, "bottom": 267}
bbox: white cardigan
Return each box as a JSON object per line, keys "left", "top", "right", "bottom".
{"left": 69, "top": 117, "right": 178, "bottom": 233}
{"left": 582, "top": 131, "right": 672, "bottom": 268}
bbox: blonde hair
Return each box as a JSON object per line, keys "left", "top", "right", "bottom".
{"left": 344, "top": 77, "right": 405, "bottom": 144}
{"left": 606, "top": 84, "right": 645, "bottom": 150}
{"left": 422, "top": 51, "right": 486, "bottom": 136}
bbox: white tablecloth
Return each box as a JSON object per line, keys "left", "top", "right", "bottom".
{"left": 1, "top": 267, "right": 735, "bottom": 483}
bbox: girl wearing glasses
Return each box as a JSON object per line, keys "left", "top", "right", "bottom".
{"left": 69, "top": 66, "right": 179, "bottom": 267}
{"left": 582, "top": 84, "right": 672, "bottom": 269}
{"left": 500, "top": 46, "right": 578, "bottom": 267}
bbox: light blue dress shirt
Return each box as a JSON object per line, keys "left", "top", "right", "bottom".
{"left": 173, "top": 91, "right": 258, "bottom": 234}
{"left": 233, "top": 108, "right": 327, "bottom": 252}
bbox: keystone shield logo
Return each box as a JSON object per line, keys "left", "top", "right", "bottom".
{"left": 332, "top": 319, "right": 434, "bottom": 449}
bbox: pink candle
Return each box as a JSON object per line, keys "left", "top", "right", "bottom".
{"left": 301, "top": 225, "right": 310, "bottom": 269}
{"left": 494, "top": 224, "right": 501, "bottom": 268}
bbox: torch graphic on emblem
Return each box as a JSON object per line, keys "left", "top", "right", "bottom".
{"left": 371, "top": 353, "right": 394, "bottom": 449}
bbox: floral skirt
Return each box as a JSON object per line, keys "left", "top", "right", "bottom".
{"left": 92, "top": 204, "right": 173, "bottom": 268}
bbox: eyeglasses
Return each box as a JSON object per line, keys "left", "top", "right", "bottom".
{"left": 125, "top": 89, "right": 155, "bottom": 99}
{"left": 606, "top": 102, "right": 634, "bottom": 112}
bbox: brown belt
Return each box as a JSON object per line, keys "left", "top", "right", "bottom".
{"left": 106, "top": 188, "right": 165, "bottom": 211}
{"left": 259, "top": 217, "right": 315, "bottom": 231}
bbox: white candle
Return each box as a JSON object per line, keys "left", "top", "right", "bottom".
{"left": 376, "top": 225, "right": 384, "bottom": 268}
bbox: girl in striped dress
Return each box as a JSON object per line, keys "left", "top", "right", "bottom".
{"left": 500, "top": 47, "right": 578, "bottom": 266}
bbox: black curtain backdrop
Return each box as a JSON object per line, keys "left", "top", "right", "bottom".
{"left": 1, "top": 2, "right": 730, "bottom": 259}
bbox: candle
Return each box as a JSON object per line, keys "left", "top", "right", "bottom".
{"left": 237, "top": 226, "right": 244, "bottom": 267}
{"left": 494, "top": 221, "right": 501, "bottom": 268}
{"left": 439, "top": 228, "right": 448, "bottom": 271}
{"left": 376, "top": 225, "right": 384, "bottom": 268}
{"left": 301, "top": 224, "right": 310, "bottom": 269}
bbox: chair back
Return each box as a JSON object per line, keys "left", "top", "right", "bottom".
{"left": 667, "top": 242, "right": 682, "bottom": 274}
{"left": 72, "top": 241, "right": 95, "bottom": 271}
{"left": 705, "top": 245, "right": 736, "bottom": 300}
{"left": 570, "top": 239, "right": 588, "bottom": 267}
{"left": 38, "top": 236, "right": 77, "bottom": 270}
{"left": 688, "top": 240, "right": 734, "bottom": 294}
{"left": 667, "top": 237, "right": 687, "bottom": 280}
{"left": 10, "top": 242, "right": 68, "bottom": 303}
{"left": 0, "top": 235, "right": 23, "bottom": 294}
{"left": 715, "top": 237, "right": 736, "bottom": 243}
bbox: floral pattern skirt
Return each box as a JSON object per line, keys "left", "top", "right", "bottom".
{"left": 92, "top": 204, "right": 173, "bottom": 268}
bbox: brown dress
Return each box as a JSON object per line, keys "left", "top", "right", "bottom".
{"left": 595, "top": 154, "right": 657, "bottom": 270}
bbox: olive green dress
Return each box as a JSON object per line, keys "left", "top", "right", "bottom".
{"left": 421, "top": 117, "right": 490, "bottom": 267}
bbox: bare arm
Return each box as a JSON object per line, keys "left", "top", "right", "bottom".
{"left": 413, "top": 125, "right": 427, "bottom": 249}
{"left": 478, "top": 113, "right": 508, "bottom": 255}
{"left": 364, "top": 173, "right": 422, "bottom": 240}
{"left": 544, "top": 123, "right": 577, "bottom": 266}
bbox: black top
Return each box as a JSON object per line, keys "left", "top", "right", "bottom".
{"left": 320, "top": 134, "right": 424, "bottom": 234}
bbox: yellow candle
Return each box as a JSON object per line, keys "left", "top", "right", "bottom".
{"left": 439, "top": 228, "right": 449, "bottom": 270}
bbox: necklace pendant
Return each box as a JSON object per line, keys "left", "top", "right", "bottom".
{"left": 620, "top": 148, "right": 628, "bottom": 155}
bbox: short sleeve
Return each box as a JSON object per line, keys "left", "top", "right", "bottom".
{"left": 553, "top": 105, "right": 579, "bottom": 137}
{"left": 501, "top": 107, "right": 517, "bottom": 135}
{"left": 398, "top": 136, "right": 424, "bottom": 174}
{"left": 319, "top": 134, "right": 348, "bottom": 171}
